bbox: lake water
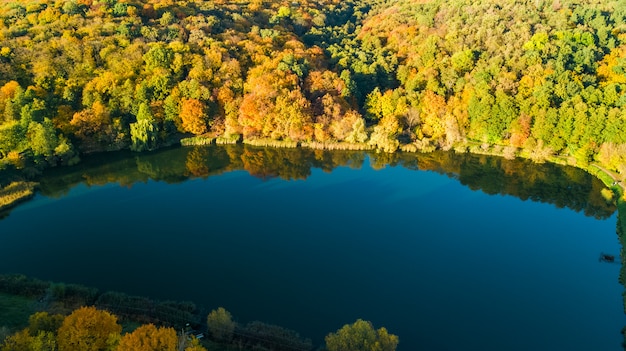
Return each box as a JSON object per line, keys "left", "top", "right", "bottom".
{"left": 0, "top": 145, "right": 623, "bottom": 350}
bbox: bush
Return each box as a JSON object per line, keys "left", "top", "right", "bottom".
{"left": 0, "top": 274, "right": 49, "bottom": 297}
{"left": 28, "top": 311, "right": 64, "bottom": 335}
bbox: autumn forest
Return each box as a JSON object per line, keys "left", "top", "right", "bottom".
{"left": 1, "top": 0, "right": 626, "bottom": 349}
{"left": 0, "top": 0, "right": 624, "bottom": 177}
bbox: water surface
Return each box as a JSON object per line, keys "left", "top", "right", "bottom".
{"left": 0, "top": 145, "right": 622, "bottom": 350}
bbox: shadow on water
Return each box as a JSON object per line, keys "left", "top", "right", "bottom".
{"left": 29, "top": 144, "right": 616, "bottom": 219}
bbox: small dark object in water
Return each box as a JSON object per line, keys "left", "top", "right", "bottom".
{"left": 599, "top": 253, "right": 615, "bottom": 262}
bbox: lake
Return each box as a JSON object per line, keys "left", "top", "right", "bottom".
{"left": 0, "top": 145, "right": 623, "bottom": 350}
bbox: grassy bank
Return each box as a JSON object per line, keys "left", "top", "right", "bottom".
{"left": 0, "top": 182, "right": 37, "bottom": 213}
{"left": 0, "top": 293, "right": 36, "bottom": 331}
{"left": 301, "top": 141, "right": 373, "bottom": 151}
{"left": 243, "top": 138, "right": 299, "bottom": 148}
{"left": 180, "top": 134, "right": 243, "bottom": 146}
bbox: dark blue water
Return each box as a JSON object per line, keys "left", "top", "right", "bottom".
{"left": 0, "top": 146, "right": 623, "bottom": 350}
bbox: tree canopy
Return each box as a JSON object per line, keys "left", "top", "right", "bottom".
{"left": 0, "top": 0, "right": 623, "bottom": 177}
{"left": 1, "top": 306, "right": 208, "bottom": 351}
{"left": 57, "top": 306, "right": 121, "bottom": 351}
{"left": 325, "top": 319, "right": 399, "bottom": 351}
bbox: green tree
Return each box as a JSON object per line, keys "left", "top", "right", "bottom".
{"left": 451, "top": 49, "right": 475, "bottom": 74}
{"left": 0, "top": 121, "right": 26, "bottom": 157}
{"left": 130, "top": 119, "right": 158, "bottom": 152}
{"left": 143, "top": 44, "right": 174, "bottom": 71}
{"left": 130, "top": 103, "right": 158, "bottom": 151}
{"left": 325, "top": 319, "right": 398, "bottom": 351}
{"left": 27, "top": 119, "right": 58, "bottom": 158}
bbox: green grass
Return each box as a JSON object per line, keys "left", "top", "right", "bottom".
{"left": 588, "top": 165, "right": 615, "bottom": 187}
{"left": 301, "top": 141, "right": 373, "bottom": 151}
{"left": 216, "top": 134, "right": 242, "bottom": 144}
{"left": 180, "top": 136, "right": 217, "bottom": 146}
{"left": 0, "top": 292, "right": 36, "bottom": 331}
{"left": 182, "top": 134, "right": 243, "bottom": 146}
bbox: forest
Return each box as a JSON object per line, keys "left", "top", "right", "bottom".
{"left": 0, "top": 0, "right": 624, "bottom": 179}
{"left": 1, "top": 0, "right": 626, "bottom": 348}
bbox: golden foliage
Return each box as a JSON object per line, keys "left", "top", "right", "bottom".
{"left": 0, "top": 81, "right": 20, "bottom": 99}
{"left": 180, "top": 98, "right": 209, "bottom": 135}
{"left": 57, "top": 306, "right": 122, "bottom": 351}
{"left": 116, "top": 324, "right": 177, "bottom": 351}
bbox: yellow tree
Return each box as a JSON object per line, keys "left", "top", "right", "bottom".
{"left": 57, "top": 307, "right": 122, "bottom": 351}
{"left": 1, "top": 329, "right": 32, "bottom": 351}
{"left": 597, "top": 46, "right": 626, "bottom": 85}
{"left": 116, "top": 324, "right": 177, "bottom": 351}
{"left": 206, "top": 307, "right": 236, "bottom": 342}
{"left": 325, "top": 319, "right": 398, "bottom": 351}
{"left": 369, "top": 114, "right": 401, "bottom": 152}
{"left": 0, "top": 81, "right": 20, "bottom": 101}
{"left": 70, "top": 101, "right": 112, "bottom": 142}
{"left": 420, "top": 90, "right": 446, "bottom": 142}
{"left": 272, "top": 89, "right": 313, "bottom": 141}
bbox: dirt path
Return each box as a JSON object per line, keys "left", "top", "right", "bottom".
{"left": 591, "top": 163, "right": 624, "bottom": 191}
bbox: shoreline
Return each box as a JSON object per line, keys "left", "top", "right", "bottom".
{"left": 180, "top": 135, "right": 625, "bottom": 194}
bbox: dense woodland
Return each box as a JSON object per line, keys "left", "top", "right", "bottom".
{"left": 0, "top": 0, "right": 624, "bottom": 178}
{"left": 1, "top": 0, "right": 626, "bottom": 348}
